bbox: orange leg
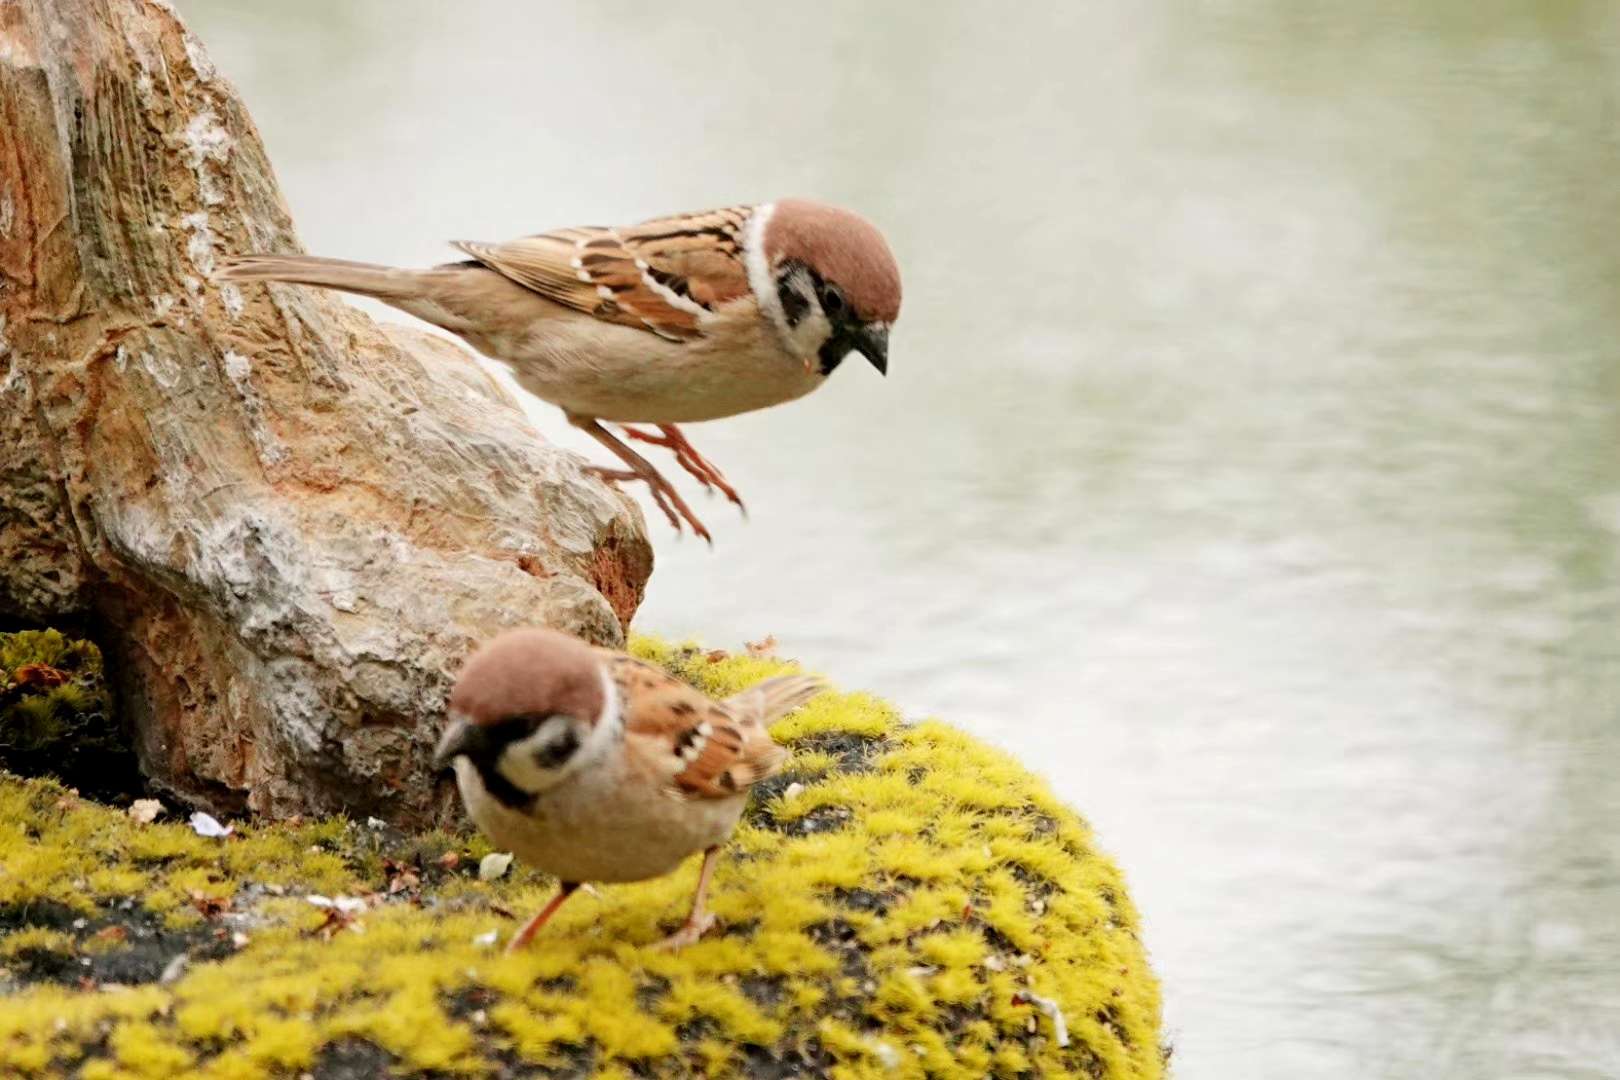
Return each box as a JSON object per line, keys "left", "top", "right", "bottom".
{"left": 654, "top": 846, "right": 722, "bottom": 951}
{"left": 568, "top": 414, "right": 713, "bottom": 543}
{"left": 506, "top": 882, "right": 579, "bottom": 952}
{"left": 620, "top": 425, "right": 746, "bottom": 515}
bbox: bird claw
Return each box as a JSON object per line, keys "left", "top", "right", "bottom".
{"left": 619, "top": 425, "right": 746, "bottom": 517}
{"left": 653, "top": 912, "right": 717, "bottom": 951}
{"left": 585, "top": 464, "right": 713, "bottom": 544}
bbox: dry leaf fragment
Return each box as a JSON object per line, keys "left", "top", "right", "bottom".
{"left": 188, "top": 891, "right": 231, "bottom": 919}
{"left": 13, "top": 663, "right": 68, "bottom": 688}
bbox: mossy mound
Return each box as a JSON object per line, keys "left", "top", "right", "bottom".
{"left": 0, "top": 630, "right": 138, "bottom": 800}
{"left": 0, "top": 639, "right": 1163, "bottom": 1079}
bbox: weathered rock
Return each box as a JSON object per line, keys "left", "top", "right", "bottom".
{"left": 0, "top": 0, "right": 653, "bottom": 824}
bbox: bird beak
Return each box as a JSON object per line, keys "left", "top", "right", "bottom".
{"left": 432, "top": 719, "right": 478, "bottom": 771}
{"left": 853, "top": 323, "right": 889, "bottom": 375}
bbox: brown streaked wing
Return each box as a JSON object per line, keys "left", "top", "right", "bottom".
{"left": 451, "top": 206, "right": 754, "bottom": 343}
{"left": 601, "top": 652, "right": 788, "bottom": 801}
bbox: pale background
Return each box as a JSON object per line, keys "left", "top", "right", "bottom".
{"left": 182, "top": 3, "right": 1620, "bottom": 1076}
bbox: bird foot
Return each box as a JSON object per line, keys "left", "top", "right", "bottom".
{"left": 653, "top": 912, "right": 717, "bottom": 951}
{"left": 584, "top": 464, "right": 713, "bottom": 544}
{"left": 619, "top": 424, "right": 746, "bottom": 516}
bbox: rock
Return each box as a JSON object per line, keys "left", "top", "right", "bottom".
{"left": 0, "top": 0, "right": 652, "bottom": 824}
{"left": 0, "top": 643, "right": 1166, "bottom": 1078}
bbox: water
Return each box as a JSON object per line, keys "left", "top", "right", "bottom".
{"left": 182, "top": 2, "right": 1620, "bottom": 1075}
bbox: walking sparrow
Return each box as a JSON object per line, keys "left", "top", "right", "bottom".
{"left": 433, "top": 627, "right": 823, "bottom": 950}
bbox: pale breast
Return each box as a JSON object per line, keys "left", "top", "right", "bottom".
{"left": 480, "top": 297, "right": 828, "bottom": 424}
{"left": 454, "top": 756, "right": 747, "bottom": 884}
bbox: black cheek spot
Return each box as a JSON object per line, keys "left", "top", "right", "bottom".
{"left": 777, "top": 279, "right": 810, "bottom": 328}
{"left": 534, "top": 729, "right": 581, "bottom": 770}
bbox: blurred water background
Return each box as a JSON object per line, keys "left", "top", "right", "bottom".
{"left": 183, "top": 2, "right": 1620, "bottom": 1075}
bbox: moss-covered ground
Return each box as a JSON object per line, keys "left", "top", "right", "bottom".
{"left": 0, "top": 639, "right": 1163, "bottom": 1079}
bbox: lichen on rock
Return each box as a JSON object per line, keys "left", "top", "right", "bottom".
{"left": 0, "top": 642, "right": 1163, "bottom": 1079}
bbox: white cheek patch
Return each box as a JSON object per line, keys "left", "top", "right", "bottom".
{"left": 492, "top": 667, "right": 622, "bottom": 796}
{"left": 497, "top": 720, "right": 583, "bottom": 793}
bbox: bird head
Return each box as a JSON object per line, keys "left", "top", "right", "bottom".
{"left": 747, "top": 198, "right": 901, "bottom": 377}
{"left": 434, "top": 628, "right": 616, "bottom": 804}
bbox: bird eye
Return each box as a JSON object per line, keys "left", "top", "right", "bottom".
{"left": 820, "top": 283, "right": 846, "bottom": 317}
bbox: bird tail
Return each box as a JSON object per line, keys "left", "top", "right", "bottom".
{"left": 725, "top": 674, "right": 828, "bottom": 725}
{"left": 215, "top": 253, "right": 420, "bottom": 300}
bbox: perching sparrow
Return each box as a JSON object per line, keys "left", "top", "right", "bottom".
{"left": 217, "top": 200, "right": 902, "bottom": 541}
{"left": 433, "top": 628, "right": 823, "bottom": 950}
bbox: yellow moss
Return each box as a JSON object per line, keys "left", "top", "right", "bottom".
{"left": 0, "top": 638, "right": 1163, "bottom": 1079}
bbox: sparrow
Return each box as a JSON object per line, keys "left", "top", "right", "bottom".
{"left": 432, "top": 627, "right": 824, "bottom": 950}
{"left": 217, "top": 200, "right": 902, "bottom": 541}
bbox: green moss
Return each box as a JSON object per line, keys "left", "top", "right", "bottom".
{"left": 0, "top": 630, "right": 136, "bottom": 799}
{"left": 0, "top": 638, "right": 1163, "bottom": 1079}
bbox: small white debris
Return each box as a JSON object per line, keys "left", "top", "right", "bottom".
{"left": 365, "top": 816, "right": 387, "bottom": 831}
{"left": 159, "top": 953, "right": 189, "bottom": 985}
{"left": 128, "top": 799, "right": 164, "bottom": 824}
{"left": 471, "top": 1009, "right": 488, "bottom": 1026}
{"left": 904, "top": 965, "right": 938, "bottom": 979}
{"left": 230, "top": 932, "right": 250, "bottom": 948}
{"left": 220, "top": 283, "right": 244, "bottom": 318}
{"left": 868, "top": 1041, "right": 901, "bottom": 1069}
{"left": 1012, "top": 990, "right": 1071, "bottom": 1048}
{"left": 472, "top": 929, "right": 500, "bottom": 948}
{"left": 982, "top": 954, "right": 1006, "bottom": 972}
{"left": 782, "top": 782, "right": 805, "bottom": 800}
{"left": 189, "top": 811, "right": 232, "bottom": 838}
{"left": 478, "top": 853, "right": 513, "bottom": 881}
{"left": 305, "top": 894, "right": 367, "bottom": 914}
{"left": 71, "top": 918, "right": 88, "bottom": 931}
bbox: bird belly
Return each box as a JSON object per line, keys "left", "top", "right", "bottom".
{"left": 456, "top": 758, "right": 746, "bottom": 884}
{"left": 481, "top": 306, "right": 827, "bottom": 424}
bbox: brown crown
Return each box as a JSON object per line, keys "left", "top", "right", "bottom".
{"left": 764, "top": 199, "right": 902, "bottom": 323}
{"left": 449, "top": 627, "right": 606, "bottom": 727}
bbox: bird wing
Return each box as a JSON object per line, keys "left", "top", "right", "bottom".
{"left": 600, "top": 652, "right": 805, "bottom": 800}
{"left": 452, "top": 206, "right": 756, "bottom": 343}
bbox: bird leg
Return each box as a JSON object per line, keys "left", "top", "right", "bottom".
{"left": 654, "top": 845, "right": 722, "bottom": 951}
{"left": 567, "top": 414, "right": 713, "bottom": 543}
{"left": 507, "top": 881, "right": 580, "bottom": 952}
{"left": 619, "top": 424, "right": 746, "bottom": 514}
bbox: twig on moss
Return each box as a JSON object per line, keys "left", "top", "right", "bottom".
{"left": 1012, "top": 990, "right": 1071, "bottom": 1048}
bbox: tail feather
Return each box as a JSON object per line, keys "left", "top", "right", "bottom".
{"left": 725, "top": 674, "right": 828, "bottom": 725}
{"left": 215, "top": 253, "right": 417, "bottom": 300}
